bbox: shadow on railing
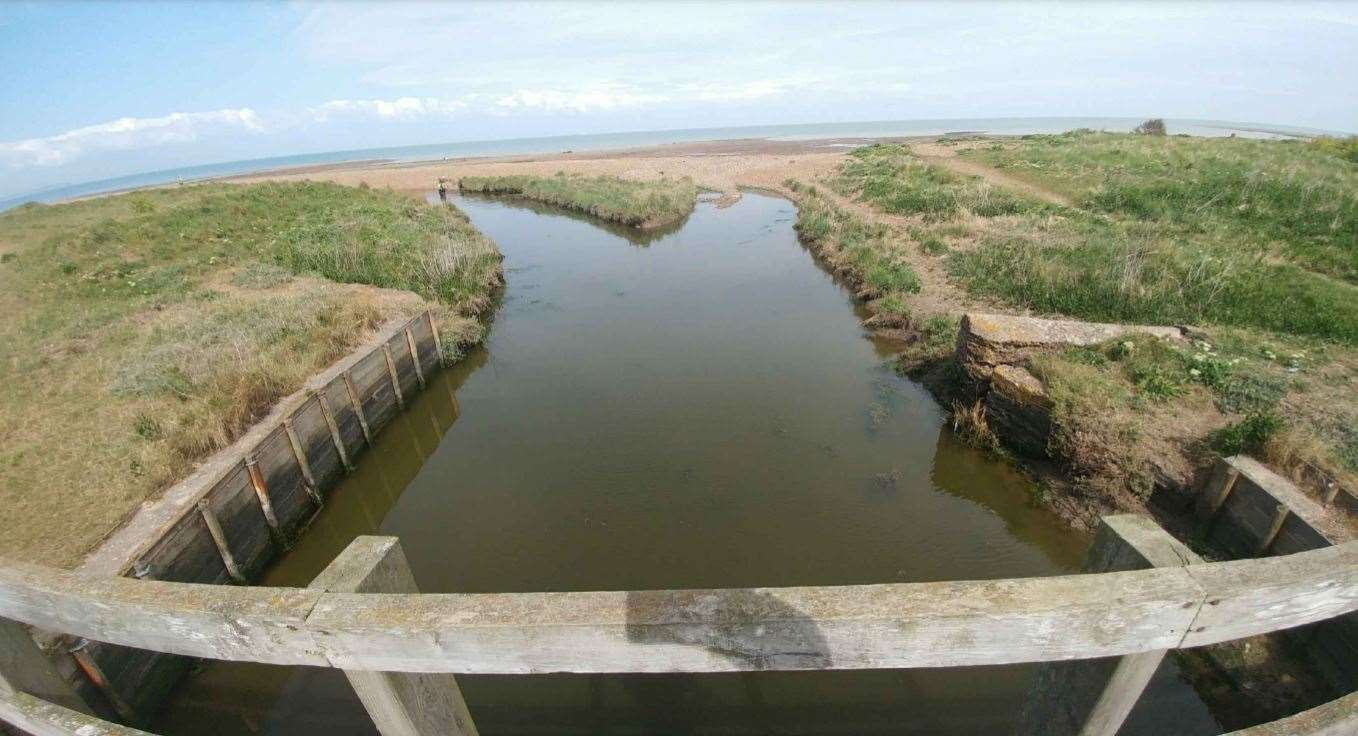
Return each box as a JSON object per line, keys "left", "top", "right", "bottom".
{"left": 2, "top": 516, "right": 1356, "bottom": 736}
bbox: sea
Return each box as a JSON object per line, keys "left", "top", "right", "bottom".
{"left": 0, "top": 116, "right": 1340, "bottom": 212}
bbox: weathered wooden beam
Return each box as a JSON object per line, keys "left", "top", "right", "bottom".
{"left": 0, "top": 688, "right": 150, "bottom": 736}
{"left": 1257, "top": 503, "right": 1291, "bottom": 556}
{"left": 1180, "top": 542, "right": 1358, "bottom": 648}
{"left": 1016, "top": 515, "right": 1204, "bottom": 736}
{"left": 343, "top": 370, "right": 374, "bottom": 445}
{"left": 310, "top": 537, "right": 477, "bottom": 736}
{"left": 195, "top": 500, "right": 245, "bottom": 585}
{"left": 66, "top": 641, "right": 137, "bottom": 724}
{"left": 382, "top": 344, "right": 406, "bottom": 411}
{"left": 1197, "top": 460, "right": 1240, "bottom": 520}
{"left": 427, "top": 312, "right": 446, "bottom": 367}
{"left": 404, "top": 327, "right": 426, "bottom": 390}
{"left": 283, "top": 417, "right": 318, "bottom": 492}
{"left": 0, "top": 617, "right": 92, "bottom": 716}
{"left": 1224, "top": 689, "right": 1358, "bottom": 735}
{"left": 0, "top": 542, "right": 1355, "bottom": 675}
{"left": 0, "top": 563, "right": 326, "bottom": 666}
{"left": 244, "top": 458, "right": 285, "bottom": 550}
{"left": 315, "top": 393, "right": 355, "bottom": 473}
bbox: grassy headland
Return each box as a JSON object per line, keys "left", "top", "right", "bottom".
{"left": 795, "top": 132, "right": 1358, "bottom": 512}
{"left": 0, "top": 182, "right": 501, "bottom": 565}
{"left": 458, "top": 173, "right": 698, "bottom": 229}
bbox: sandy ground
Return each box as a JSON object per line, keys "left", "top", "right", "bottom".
{"left": 228, "top": 136, "right": 874, "bottom": 197}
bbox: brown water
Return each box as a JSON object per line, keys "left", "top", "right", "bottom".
{"left": 153, "top": 192, "right": 1217, "bottom": 734}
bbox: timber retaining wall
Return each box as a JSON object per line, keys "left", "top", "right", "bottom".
{"left": 55, "top": 311, "right": 447, "bottom": 723}
{"left": 1197, "top": 455, "right": 1358, "bottom": 692}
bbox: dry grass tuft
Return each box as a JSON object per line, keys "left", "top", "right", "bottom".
{"left": 950, "top": 399, "right": 998, "bottom": 451}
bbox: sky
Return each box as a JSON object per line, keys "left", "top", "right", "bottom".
{"left": 1, "top": 1, "right": 1355, "bottom": 199}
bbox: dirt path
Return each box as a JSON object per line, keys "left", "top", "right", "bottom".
{"left": 911, "top": 142, "right": 1073, "bottom": 207}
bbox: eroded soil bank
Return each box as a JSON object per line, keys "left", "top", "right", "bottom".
{"left": 153, "top": 191, "right": 1217, "bottom": 734}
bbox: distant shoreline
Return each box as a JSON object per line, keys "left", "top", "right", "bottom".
{"left": 5, "top": 116, "right": 1336, "bottom": 211}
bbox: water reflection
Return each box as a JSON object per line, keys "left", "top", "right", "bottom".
{"left": 154, "top": 191, "right": 1211, "bottom": 735}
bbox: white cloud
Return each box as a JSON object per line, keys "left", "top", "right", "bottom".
{"left": 309, "top": 85, "right": 673, "bottom": 123}
{"left": 493, "top": 85, "right": 668, "bottom": 113}
{"left": 0, "top": 108, "right": 264, "bottom": 168}
{"left": 310, "top": 96, "right": 469, "bottom": 122}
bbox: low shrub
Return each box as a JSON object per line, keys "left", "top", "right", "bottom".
{"left": 1212, "top": 411, "right": 1284, "bottom": 456}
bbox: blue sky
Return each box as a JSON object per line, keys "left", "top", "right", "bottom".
{"left": 1, "top": 1, "right": 1355, "bottom": 199}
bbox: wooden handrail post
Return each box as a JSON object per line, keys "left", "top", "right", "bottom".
{"left": 1015, "top": 515, "right": 1202, "bottom": 736}
{"left": 0, "top": 617, "right": 93, "bottom": 717}
{"left": 308, "top": 537, "right": 478, "bottom": 736}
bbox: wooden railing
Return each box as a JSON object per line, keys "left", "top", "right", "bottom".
{"left": 2, "top": 525, "right": 1356, "bottom": 736}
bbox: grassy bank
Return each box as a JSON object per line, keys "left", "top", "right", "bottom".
{"left": 789, "top": 182, "right": 921, "bottom": 316}
{"left": 839, "top": 140, "right": 1358, "bottom": 344}
{"left": 458, "top": 173, "right": 698, "bottom": 229}
{"left": 817, "top": 133, "right": 1358, "bottom": 512}
{"left": 0, "top": 182, "right": 501, "bottom": 565}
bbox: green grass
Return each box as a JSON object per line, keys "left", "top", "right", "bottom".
{"left": 834, "top": 144, "right": 1045, "bottom": 219}
{"left": 825, "top": 137, "right": 1358, "bottom": 345}
{"left": 1212, "top": 411, "right": 1284, "bottom": 457}
{"left": 458, "top": 172, "right": 698, "bottom": 228}
{"left": 791, "top": 189, "right": 920, "bottom": 311}
{"left": 12, "top": 181, "right": 501, "bottom": 311}
{"left": 0, "top": 182, "right": 501, "bottom": 565}
{"left": 966, "top": 131, "right": 1358, "bottom": 284}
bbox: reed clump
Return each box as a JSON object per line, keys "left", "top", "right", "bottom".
{"left": 459, "top": 173, "right": 698, "bottom": 229}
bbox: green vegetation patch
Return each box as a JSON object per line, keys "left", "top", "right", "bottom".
{"left": 459, "top": 173, "right": 698, "bottom": 229}
{"left": 965, "top": 131, "right": 1358, "bottom": 284}
{"left": 792, "top": 188, "right": 920, "bottom": 314}
{"left": 0, "top": 181, "right": 501, "bottom": 565}
{"left": 1308, "top": 135, "right": 1358, "bottom": 164}
{"left": 1030, "top": 328, "right": 1358, "bottom": 492}
{"left": 834, "top": 144, "right": 1044, "bottom": 218}
{"left": 817, "top": 133, "right": 1358, "bottom": 344}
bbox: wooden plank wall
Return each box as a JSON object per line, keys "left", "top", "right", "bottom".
{"left": 1198, "top": 455, "right": 1358, "bottom": 692}
{"left": 59, "top": 312, "right": 445, "bottom": 725}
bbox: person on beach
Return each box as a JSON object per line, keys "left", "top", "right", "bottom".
{"left": 437, "top": 177, "right": 449, "bottom": 202}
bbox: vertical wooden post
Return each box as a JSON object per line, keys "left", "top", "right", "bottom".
{"left": 68, "top": 640, "right": 138, "bottom": 724}
{"left": 428, "top": 312, "right": 447, "bottom": 367}
{"left": 309, "top": 537, "right": 478, "bottom": 736}
{"left": 1322, "top": 480, "right": 1341, "bottom": 506}
{"left": 1197, "top": 459, "right": 1240, "bottom": 521}
{"left": 404, "top": 326, "right": 426, "bottom": 390}
{"left": 382, "top": 344, "right": 406, "bottom": 411}
{"left": 0, "top": 617, "right": 93, "bottom": 716}
{"left": 196, "top": 500, "right": 246, "bottom": 584}
{"left": 245, "top": 458, "right": 286, "bottom": 550}
{"left": 316, "top": 394, "right": 355, "bottom": 473}
{"left": 283, "top": 418, "right": 324, "bottom": 509}
{"left": 344, "top": 371, "right": 375, "bottom": 445}
{"left": 284, "top": 418, "right": 318, "bottom": 490}
{"left": 1015, "top": 515, "right": 1202, "bottom": 736}
{"left": 1256, "top": 504, "right": 1291, "bottom": 556}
